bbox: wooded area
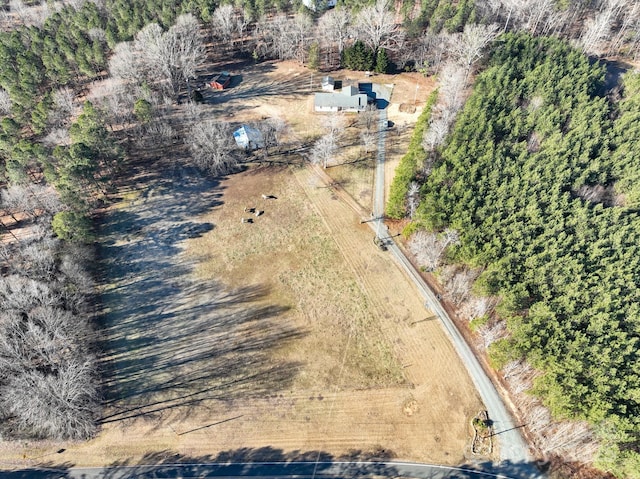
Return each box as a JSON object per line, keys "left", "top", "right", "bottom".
{"left": 1, "top": 0, "right": 640, "bottom": 476}
{"left": 405, "top": 33, "right": 640, "bottom": 477}
{"left": 0, "top": 215, "right": 98, "bottom": 439}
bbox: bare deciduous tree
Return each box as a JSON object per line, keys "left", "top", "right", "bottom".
{"left": 443, "top": 267, "right": 477, "bottom": 305}
{"left": 0, "top": 275, "right": 60, "bottom": 312}
{"left": 500, "top": 356, "right": 599, "bottom": 462}
{"left": 608, "top": 1, "right": 640, "bottom": 55}
{"left": 0, "top": 88, "right": 11, "bottom": 115}
{"left": 33, "top": 185, "right": 63, "bottom": 216}
{"left": 19, "top": 238, "right": 59, "bottom": 280}
{"left": 2, "top": 185, "right": 62, "bottom": 220}
{"left": 450, "top": 23, "right": 499, "bottom": 69}
{"left": 409, "top": 228, "right": 459, "bottom": 271}
{"left": 8, "top": 0, "right": 28, "bottom": 23}
{"left": 318, "top": 7, "right": 352, "bottom": 63}
{"left": 358, "top": 104, "right": 378, "bottom": 130}
{"left": 109, "top": 42, "right": 141, "bottom": 83}
{"left": 0, "top": 360, "right": 98, "bottom": 439}
{"left": 437, "top": 61, "right": 469, "bottom": 117}
{"left": 538, "top": 420, "right": 598, "bottom": 462}
{"left": 255, "top": 117, "right": 289, "bottom": 155}
{"left": 255, "top": 13, "right": 314, "bottom": 63}
{"left": 140, "top": 120, "right": 175, "bottom": 148}
{"left": 502, "top": 358, "right": 537, "bottom": 395}
{"left": 87, "top": 79, "right": 137, "bottom": 128}
{"left": 476, "top": 320, "right": 506, "bottom": 349}
{"left": 112, "top": 15, "right": 204, "bottom": 97}
{"left": 49, "top": 87, "right": 75, "bottom": 129}
{"left": 360, "top": 130, "right": 376, "bottom": 156}
{"left": 423, "top": 117, "right": 450, "bottom": 152}
{"left": 321, "top": 111, "right": 347, "bottom": 137}
{"left": 310, "top": 133, "right": 338, "bottom": 169}
{"left": 60, "top": 251, "right": 94, "bottom": 292}
{"left": 0, "top": 221, "right": 99, "bottom": 441}
{"left": 460, "top": 295, "right": 497, "bottom": 321}
{"left": 410, "top": 232, "right": 443, "bottom": 271}
{"left": 186, "top": 120, "right": 239, "bottom": 175}
{"left": 413, "top": 32, "right": 450, "bottom": 75}
{"left": 578, "top": 0, "right": 628, "bottom": 55}
{"left": 355, "top": 0, "right": 404, "bottom": 52}
{"left": 165, "top": 14, "right": 205, "bottom": 94}
{"left": 407, "top": 181, "right": 420, "bottom": 219}
{"left": 211, "top": 4, "right": 236, "bottom": 42}
{"left": 87, "top": 27, "right": 106, "bottom": 43}
{"left": 66, "top": 0, "right": 90, "bottom": 11}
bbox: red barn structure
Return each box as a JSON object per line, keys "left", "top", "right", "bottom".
{"left": 209, "top": 72, "right": 231, "bottom": 90}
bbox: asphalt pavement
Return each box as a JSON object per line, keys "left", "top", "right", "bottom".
{"left": 0, "top": 460, "right": 545, "bottom": 479}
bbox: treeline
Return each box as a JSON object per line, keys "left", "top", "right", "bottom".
{"left": 387, "top": 89, "right": 437, "bottom": 219}
{"left": 408, "top": 33, "right": 640, "bottom": 477}
{"left": 0, "top": 0, "right": 198, "bottom": 129}
{"left": 0, "top": 212, "right": 98, "bottom": 440}
{"left": 2, "top": 0, "right": 640, "bottom": 138}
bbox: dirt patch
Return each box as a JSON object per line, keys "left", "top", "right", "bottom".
{"left": 403, "top": 397, "right": 420, "bottom": 417}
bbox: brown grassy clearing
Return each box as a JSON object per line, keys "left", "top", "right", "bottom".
{"left": 0, "top": 61, "right": 483, "bottom": 469}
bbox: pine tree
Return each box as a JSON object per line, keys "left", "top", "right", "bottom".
{"left": 375, "top": 48, "right": 389, "bottom": 73}
{"left": 308, "top": 42, "right": 320, "bottom": 70}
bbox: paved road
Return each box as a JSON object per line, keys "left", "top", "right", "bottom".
{"left": 0, "top": 460, "right": 543, "bottom": 479}
{"left": 371, "top": 109, "right": 532, "bottom": 467}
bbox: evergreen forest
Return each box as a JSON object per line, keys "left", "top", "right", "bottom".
{"left": 410, "top": 33, "right": 640, "bottom": 476}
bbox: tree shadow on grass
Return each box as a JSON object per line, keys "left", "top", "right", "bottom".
{"left": 95, "top": 164, "right": 304, "bottom": 427}
{"left": 209, "top": 67, "right": 314, "bottom": 106}
{"left": 95, "top": 448, "right": 402, "bottom": 479}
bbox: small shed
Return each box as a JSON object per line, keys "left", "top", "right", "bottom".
{"left": 233, "top": 125, "right": 264, "bottom": 150}
{"left": 322, "top": 76, "right": 335, "bottom": 91}
{"left": 210, "top": 71, "right": 231, "bottom": 90}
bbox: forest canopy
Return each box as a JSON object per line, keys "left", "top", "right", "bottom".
{"left": 411, "top": 32, "right": 640, "bottom": 474}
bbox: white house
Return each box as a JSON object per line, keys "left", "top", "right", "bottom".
{"left": 233, "top": 125, "right": 264, "bottom": 149}
{"left": 302, "top": 0, "right": 337, "bottom": 11}
{"left": 314, "top": 86, "right": 369, "bottom": 113}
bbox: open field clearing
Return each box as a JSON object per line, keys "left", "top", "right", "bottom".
{"left": 0, "top": 164, "right": 482, "bottom": 468}
{"left": 0, "top": 62, "right": 483, "bottom": 468}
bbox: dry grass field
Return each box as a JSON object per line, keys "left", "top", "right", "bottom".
{"left": 0, "top": 62, "right": 484, "bottom": 469}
